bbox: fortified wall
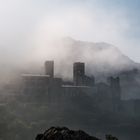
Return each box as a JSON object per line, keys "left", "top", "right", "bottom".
{"left": 21, "top": 61, "right": 121, "bottom": 112}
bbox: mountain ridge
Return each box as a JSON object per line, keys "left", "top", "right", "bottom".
{"left": 50, "top": 37, "right": 138, "bottom": 80}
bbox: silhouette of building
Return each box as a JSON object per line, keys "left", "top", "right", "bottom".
{"left": 73, "top": 62, "right": 85, "bottom": 86}
{"left": 44, "top": 61, "right": 54, "bottom": 78}
{"left": 73, "top": 62, "right": 95, "bottom": 86}
{"left": 21, "top": 60, "right": 122, "bottom": 113}
{"left": 109, "top": 77, "right": 121, "bottom": 111}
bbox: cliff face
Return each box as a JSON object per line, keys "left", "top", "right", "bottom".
{"left": 35, "top": 127, "right": 118, "bottom": 140}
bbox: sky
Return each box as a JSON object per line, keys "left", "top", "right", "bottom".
{"left": 0, "top": 0, "right": 140, "bottom": 64}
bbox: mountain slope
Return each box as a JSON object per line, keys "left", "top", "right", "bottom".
{"left": 47, "top": 37, "right": 138, "bottom": 80}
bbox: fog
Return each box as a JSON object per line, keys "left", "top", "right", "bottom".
{"left": 0, "top": 0, "right": 139, "bottom": 85}
{"left": 0, "top": 1, "right": 140, "bottom": 140}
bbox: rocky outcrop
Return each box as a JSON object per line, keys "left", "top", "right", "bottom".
{"left": 105, "top": 135, "right": 118, "bottom": 140}
{"left": 35, "top": 127, "right": 118, "bottom": 140}
{"left": 35, "top": 127, "right": 100, "bottom": 140}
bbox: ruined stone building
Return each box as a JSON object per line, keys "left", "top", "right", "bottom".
{"left": 21, "top": 61, "right": 121, "bottom": 113}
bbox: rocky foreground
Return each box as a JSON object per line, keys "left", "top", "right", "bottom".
{"left": 35, "top": 127, "right": 118, "bottom": 140}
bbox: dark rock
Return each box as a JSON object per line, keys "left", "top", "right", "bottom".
{"left": 36, "top": 134, "right": 44, "bottom": 140}
{"left": 105, "top": 135, "right": 118, "bottom": 140}
{"left": 35, "top": 127, "right": 100, "bottom": 140}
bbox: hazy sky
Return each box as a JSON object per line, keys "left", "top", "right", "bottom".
{"left": 0, "top": 0, "right": 140, "bottom": 63}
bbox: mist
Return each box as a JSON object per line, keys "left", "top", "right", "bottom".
{"left": 0, "top": 1, "right": 140, "bottom": 140}
{"left": 0, "top": 0, "right": 139, "bottom": 85}
{"left": 0, "top": 0, "right": 139, "bottom": 106}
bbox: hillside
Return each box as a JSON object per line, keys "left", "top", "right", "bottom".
{"left": 44, "top": 37, "right": 138, "bottom": 80}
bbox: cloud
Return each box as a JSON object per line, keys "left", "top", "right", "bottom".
{"left": 0, "top": 0, "right": 137, "bottom": 63}
{"left": 28, "top": 3, "right": 130, "bottom": 59}
{"left": 0, "top": 0, "right": 139, "bottom": 84}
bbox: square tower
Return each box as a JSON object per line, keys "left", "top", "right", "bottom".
{"left": 44, "top": 61, "right": 54, "bottom": 78}
{"left": 73, "top": 62, "right": 85, "bottom": 86}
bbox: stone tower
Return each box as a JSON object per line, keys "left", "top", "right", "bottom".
{"left": 73, "top": 62, "right": 85, "bottom": 86}
{"left": 110, "top": 76, "right": 121, "bottom": 111}
{"left": 44, "top": 61, "right": 54, "bottom": 78}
